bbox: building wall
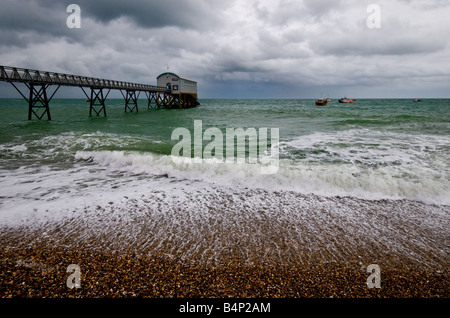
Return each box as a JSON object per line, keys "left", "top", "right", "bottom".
{"left": 156, "top": 72, "right": 178, "bottom": 90}
{"left": 180, "top": 78, "right": 197, "bottom": 94}
{"left": 157, "top": 72, "right": 197, "bottom": 95}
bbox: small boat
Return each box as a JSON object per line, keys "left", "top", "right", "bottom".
{"left": 326, "top": 97, "right": 331, "bottom": 102}
{"left": 413, "top": 99, "right": 422, "bottom": 102}
{"left": 338, "top": 97, "right": 355, "bottom": 103}
{"left": 315, "top": 98, "right": 327, "bottom": 106}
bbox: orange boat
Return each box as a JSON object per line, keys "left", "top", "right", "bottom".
{"left": 315, "top": 98, "right": 327, "bottom": 106}
{"left": 338, "top": 97, "right": 355, "bottom": 103}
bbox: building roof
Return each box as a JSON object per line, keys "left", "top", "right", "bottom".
{"left": 157, "top": 72, "right": 197, "bottom": 83}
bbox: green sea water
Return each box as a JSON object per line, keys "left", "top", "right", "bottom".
{"left": 0, "top": 98, "right": 449, "bottom": 214}
{"left": 1, "top": 98, "right": 448, "bottom": 151}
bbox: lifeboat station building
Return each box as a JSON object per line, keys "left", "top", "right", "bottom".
{"left": 157, "top": 72, "right": 198, "bottom": 108}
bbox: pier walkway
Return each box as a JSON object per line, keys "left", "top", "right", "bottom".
{"left": 0, "top": 65, "right": 190, "bottom": 120}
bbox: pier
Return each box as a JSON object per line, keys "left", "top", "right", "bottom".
{"left": 0, "top": 65, "right": 198, "bottom": 120}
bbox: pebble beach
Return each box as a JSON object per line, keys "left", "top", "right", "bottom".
{"left": 0, "top": 243, "right": 448, "bottom": 298}
{"left": 1, "top": 189, "right": 448, "bottom": 298}
{"left": 1, "top": 99, "right": 449, "bottom": 299}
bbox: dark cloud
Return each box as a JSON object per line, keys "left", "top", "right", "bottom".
{"left": 0, "top": 0, "right": 449, "bottom": 98}
{"left": 311, "top": 31, "right": 446, "bottom": 57}
{"left": 70, "top": 0, "right": 225, "bottom": 30}
{"left": 0, "top": 0, "right": 65, "bottom": 32}
{"left": 0, "top": 0, "right": 86, "bottom": 48}
{"left": 0, "top": 0, "right": 225, "bottom": 48}
{"left": 0, "top": 0, "right": 223, "bottom": 31}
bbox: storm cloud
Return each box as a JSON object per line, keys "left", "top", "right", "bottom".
{"left": 0, "top": 0, "right": 449, "bottom": 98}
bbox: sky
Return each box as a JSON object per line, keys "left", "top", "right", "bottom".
{"left": 0, "top": 0, "right": 449, "bottom": 98}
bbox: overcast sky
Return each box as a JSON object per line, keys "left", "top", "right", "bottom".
{"left": 0, "top": 0, "right": 449, "bottom": 98}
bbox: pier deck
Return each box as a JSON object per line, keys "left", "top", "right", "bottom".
{"left": 0, "top": 65, "right": 195, "bottom": 120}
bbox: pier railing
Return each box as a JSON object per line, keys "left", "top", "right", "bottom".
{"left": 0, "top": 65, "right": 168, "bottom": 92}
{"left": 0, "top": 65, "right": 196, "bottom": 120}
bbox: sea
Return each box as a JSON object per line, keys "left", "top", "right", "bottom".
{"left": 0, "top": 98, "right": 449, "bottom": 268}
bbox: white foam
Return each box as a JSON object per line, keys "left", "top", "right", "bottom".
{"left": 278, "top": 129, "right": 450, "bottom": 204}
{"left": 1, "top": 145, "right": 448, "bottom": 268}
{"left": 0, "top": 128, "right": 448, "bottom": 228}
{"left": 71, "top": 145, "right": 450, "bottom": 205}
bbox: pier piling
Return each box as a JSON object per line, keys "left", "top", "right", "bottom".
{"left": 0, "top": 65, "right": 198, "bottom": 120}
{"left": 123, "top": 90, "right": 139, "bottom": 113}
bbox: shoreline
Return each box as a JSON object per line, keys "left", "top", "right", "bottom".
{"left": 1, "top": 242, "right": 448, "bottom": 298}
{"left": 0, "top": 189, "right": 448, "bottom": 298}
{"left": 1, "top": 224, "right": 448, "bottom": 298}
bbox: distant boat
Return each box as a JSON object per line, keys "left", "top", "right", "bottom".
{"left": 326, "top": 97, "right": 331, "bottom": 102}
{"left": 338, "top": 97, "right": 355, "bottom": 103}
{"left": 413, "top": 99, "right": 422, "bottom": 102}
{"left": 315, "top": 98, "right": 327, "bottom": 106}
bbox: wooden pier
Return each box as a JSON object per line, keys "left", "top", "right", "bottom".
{"left": 0, "top": 65, "right": 198, "bottom": 120}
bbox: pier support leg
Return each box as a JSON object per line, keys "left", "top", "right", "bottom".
{"left": 186, "top": 95, "right": 192, "bottom": 108}
{"left": 155, "top": 93, "right": 176, "bottom": 108}
{"left": 146, "top": 92, "right": 158, "bottom": 109}
{"left": 157, "top": 93, "right": 166, "bottom": 108}
{"left": 8, "top": 82, "right": 59, "bottom": 120}
{"left": 156, "top": 93, "right": 161, "bottom": 108}
{"left": 123, "top": 90, "right": 139, "bottom": 113}
{"left": 27, "top": 84, "right": 52, "bottom": 120}
{"left": 166, "top": 94, "right": 174, "bottom": 108}
{"left": 87, "top": 88, "right": 108, "bottom": 117}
